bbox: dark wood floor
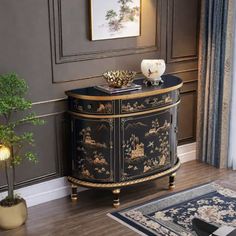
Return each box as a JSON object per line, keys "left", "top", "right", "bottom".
{"left": 1, "top": 160, "right": 236, "bottom": 236}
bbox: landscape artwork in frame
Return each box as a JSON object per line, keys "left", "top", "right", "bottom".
{"left": 90, "top": 0, "right": 141, "bottom": 41}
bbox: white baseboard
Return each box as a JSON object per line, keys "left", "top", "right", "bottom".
{"left": 0, "top": 178, "right": 87, "bottom": 207}
{"left": 178, "top": 142, "right": 196, "bottom": 163}
{"left": 0, "top": 143, "right": 196, "bottom": 207}
{"left": 0, "top": 178, "right": 70, "bottom": 207}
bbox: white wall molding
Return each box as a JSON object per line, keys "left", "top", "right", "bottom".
{"left": 178, "top": 142, "right": 196, "bottom": 163}
{"left": 0, "top": 177, "right": 70, "bottom": 207}
{"left": 0, "top": 143, "right": 196, "bottom": 207}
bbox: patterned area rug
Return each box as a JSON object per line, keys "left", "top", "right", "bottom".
{"left": 108, "top": 183, "right": 236, "bottom": 236}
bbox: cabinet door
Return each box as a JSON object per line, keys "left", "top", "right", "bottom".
{"left": 72, "top": 117, "right": 114, "bottom": 182}
{"left": 120, "top": 110, "right": 174, "bottom": 181}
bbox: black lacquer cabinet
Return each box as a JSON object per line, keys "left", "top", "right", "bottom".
{"left": 66, "top": 75, "right": 183, "bottom": 207}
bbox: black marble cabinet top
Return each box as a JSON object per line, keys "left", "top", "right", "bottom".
{"left": 65, "top": 75, "right": 182, "bottom": 100}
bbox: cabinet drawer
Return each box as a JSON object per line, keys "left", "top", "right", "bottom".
{"left": 121, "top": 91, "right": 179, "bottom": 114}
{"left": 69, "top": 98, "right": 114, "bottom": 115}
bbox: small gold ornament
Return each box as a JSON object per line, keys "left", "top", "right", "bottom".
{"left": 103, "top": 70, "right": 136, "bottom": 88}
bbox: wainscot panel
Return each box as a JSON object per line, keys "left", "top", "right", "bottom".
{"left": 178, "top": 91, "right": 197, "bottom": 143}
{"left": 0, "top": 113, "right": 69, "bottom": 190}
{"left": 167, "top": 0, "right": 199, "bottom": 63}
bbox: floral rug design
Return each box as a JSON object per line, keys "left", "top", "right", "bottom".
{"left": 108, "top": 183, "right": 236, "bottom": 236}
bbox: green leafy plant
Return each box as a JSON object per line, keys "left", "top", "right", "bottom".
{"left": 0, "top": 73, "right": 44, "bottom": 206}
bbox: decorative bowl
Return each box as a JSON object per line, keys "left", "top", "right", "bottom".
{"left": 103, "top": 70, "right": 136, "bottom": 88}
{"left": 141, "top": 59, "right": 166, "bottom": 86}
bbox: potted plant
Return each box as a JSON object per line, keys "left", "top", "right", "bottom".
{"left": 0, "top": 73, "right": 44, "bottom": 230}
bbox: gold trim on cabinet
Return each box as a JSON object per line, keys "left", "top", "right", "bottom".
{"left": 65, "top": 82, "right": 183, "bottom": 101}
{"left": 68, "top": 100, "right": 180, "bottom": 119}
{"left": 68, "top": 158, "right": 180, "bottom": 189}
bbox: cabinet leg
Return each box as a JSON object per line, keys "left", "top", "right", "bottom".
{"left": 112, "top": 189, "right": 121, "bottom": 208}
{"left": 71, "top": 184, "right": 78, "bottom": 201}
{"left": 169, "top": 173, "right": 176, "bottom": 190}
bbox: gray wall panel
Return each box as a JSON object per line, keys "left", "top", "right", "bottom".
{"left": 0, "top": 114, "right": 67, "bottom": 189}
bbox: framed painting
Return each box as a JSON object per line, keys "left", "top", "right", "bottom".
{"left": 90, "top": 0, "right": 141, "bottom": 41}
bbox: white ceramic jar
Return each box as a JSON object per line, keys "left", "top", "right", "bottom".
{"left": 141, "top": 59, "right": 166, "bottom": 86}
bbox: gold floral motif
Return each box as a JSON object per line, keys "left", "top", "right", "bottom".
{"left": 164, "top": 95, "right": 173, "bottom": 103}
{"left": 81, "top": 167, "right": 93, "bottom": 178}
{"left": 143, "top": 165, "right": 152, "bottom": 173}
{"left": 131, "top": 143, "right": 145, "bottom": 160}
{"left": 122, "top": 94, "right": 174, "bottom": 113}
{"left": 145, "top": 120, "right": 170, "bottom": 137}
{"left": 72, "top": 99, "right": 113, "bottom": 114}
{"left": 122, "top": 102, "right": 145, "bottom": 112}
{"left": 92, "top": 151, "right": 108, "bottom": 165}
{"left": 73, "top": 102, "right": 83, "bottom": 112}
{"left": 97, "top": 103, "right": 113, "bottom": 113}
{"left": 159, "top": 155, "right": 166, "bottom": 166}
{"left": 80, "top": 127, "right": 107, "bottom": 148}
{"left": 145, "top": 95, "right": 173, "bottom": 107}
{"left": 85, "top": 135, "right": 96, "bottom": 145}
{"left": 94, "top": 167, "right": 109, "bottom": 175}
{"left": 124, "top": 134, "right": 145, "bottom": 161}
